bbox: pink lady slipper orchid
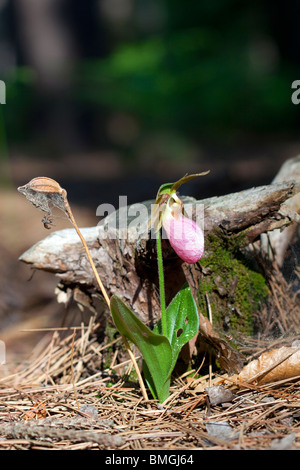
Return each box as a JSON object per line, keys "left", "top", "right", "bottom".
{"left": 151, "top": 172, "right": 209, "bottom": 264}
{"left": 162, "top": 197, "right": 204, "bottom": 264}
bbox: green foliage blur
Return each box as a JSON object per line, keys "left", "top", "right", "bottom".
{"left": 78, "top": 27, "right": 294, "bottom": 137}
{"left": 2, "top": 1, "right": 300, "bottom": 154}
{"left": 75, "top": 1, "right": 298, "bottom": 140}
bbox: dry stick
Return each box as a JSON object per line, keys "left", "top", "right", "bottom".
{"left": 120, "top": 335, "right": 148, "bottom": 401}
{"left": 62, "top": 193, "right": 111, "bottom": 307}
{"left": 205, "top": 292, "right": 213, "bottom": 387}
{"left": 71, "top": 330, "right": 80, "bottom": 410}
{"left": 269, "top": 273, "right": 288, "bottom": 334}
{"left": 62, "top": 190, "right": 148, "bottom": 401}
{"left": 17, "top": 178, "right": 147, "bottom": 400}
{"left": 21, "top": 327, "right": 89, "bottom": 332}
{"left": 44, "top": 331, "right": 59, "bottom": 389}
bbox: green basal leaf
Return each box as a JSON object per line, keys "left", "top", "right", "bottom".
{"left": 110, "top": 295, "right": 173, "bottom": 402}
{"left": 142, "top": 361, "right": 171, "bottom": 403}
{"left": 155, "top": 283, "right": 199, "bottom": 372}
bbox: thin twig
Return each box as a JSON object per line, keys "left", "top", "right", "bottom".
{"left": 62, "top": 187, "right": 148, "bottom": 401}
{"left": 62, "top": 193, "right": 111, "bottom": 307}
{"left": 71, "top": 330, "right": 80, "bottom": 410}
{"left": 205, "top": 292, "right": 213, "bottom": 387}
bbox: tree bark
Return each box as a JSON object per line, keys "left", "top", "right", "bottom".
{"left": 19, "top": 180, "right": 299, "bottom": 318}
{"left": 260, "top": 155, "right": 300, "bottom": 266}
{"left": 19, "top": 171, "right": 300, "bottom": 374}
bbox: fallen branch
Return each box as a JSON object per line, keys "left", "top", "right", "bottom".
{"left": 18, "top": 166, "right": 300, "bottom": 374}
{"left": 19, "top": 180, "right": 299, "bottom": 322}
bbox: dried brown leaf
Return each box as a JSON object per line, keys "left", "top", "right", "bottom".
{"left": 17, "top": 177, "right": 66, "bottom": 217}
{"left": 237, "top": 344, "right": 300, "bottom": 385}
{"left": 197, "top": 313, "right": 244, "bottom": 374}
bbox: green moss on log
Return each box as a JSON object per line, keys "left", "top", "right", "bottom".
{"left": 198, "top": 233, "right": 269, "bottom": 338}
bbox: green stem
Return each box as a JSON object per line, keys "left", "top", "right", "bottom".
{"left": 156, "top": 228, "right": 167, "bottom": 337}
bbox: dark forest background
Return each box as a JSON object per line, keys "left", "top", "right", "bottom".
{"left": 1, "top": 0, "right": 300, "bottom": 362}
{"left": 1, "top": 0, "right": 300, "bottom": 207}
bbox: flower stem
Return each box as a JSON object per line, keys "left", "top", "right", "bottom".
{"left": 156, "top": 228, "right": 167, "bottom": 337}
{"left": 62, "top": 191, "right": 148, "bottom": 400}
{"left": 62, "top": 192, "right": 111, "bottom": 307}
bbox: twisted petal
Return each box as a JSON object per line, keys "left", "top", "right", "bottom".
{"left": 163, "top": 214, "right": 204, "bottom": 264}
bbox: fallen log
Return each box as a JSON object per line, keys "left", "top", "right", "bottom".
{"left": 18, "top": 167, "right": 300, "bottom": 373}
{"left": 19, "top": 180, "right": 299, "bottom": 315}
{"left": 260, "top": 154, "right": 300, "bottom": 266}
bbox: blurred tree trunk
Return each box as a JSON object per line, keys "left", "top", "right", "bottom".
{"left": 13, "top": 0, "right": 108, "bottom": 151}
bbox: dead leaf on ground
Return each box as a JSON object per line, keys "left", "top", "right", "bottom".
{"left": 197, "top": 313, "right": 244, "bottom": 374}
{"left": 235, "top": 342, "right": 300, "bottom": 385}
{"left": 23, "top": 401, "right": 48, "bottom": 420}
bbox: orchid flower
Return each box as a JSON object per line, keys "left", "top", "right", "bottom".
{"left": 151, "top": 172, "right": 209, "bottom": 264}
{"left": 162, "top": 197, "right": 204, "bottom": 264}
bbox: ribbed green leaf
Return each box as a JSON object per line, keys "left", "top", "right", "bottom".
{"left": 110, "top": 295, "right": 173, "bottom": 402}
{"left": 155, "top": 284, "right": 199, "bottom": 371}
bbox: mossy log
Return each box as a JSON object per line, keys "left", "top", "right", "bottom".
{"left": 19, "top": 164, "right": 300, "bottom": 373}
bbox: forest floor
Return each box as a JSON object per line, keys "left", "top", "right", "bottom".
{"left": 0, "top": 314, "right": 299, "bottom": 451}
{"left": 0, "top": 170, "right": 300, "bottom": 451}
